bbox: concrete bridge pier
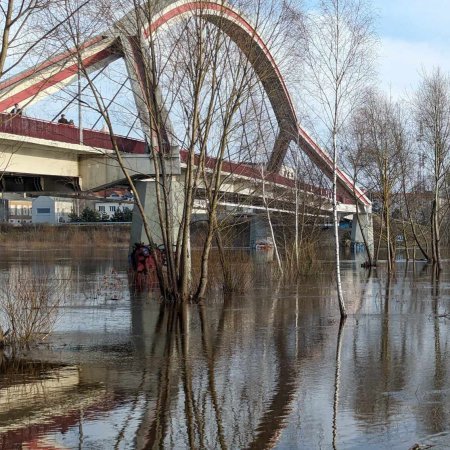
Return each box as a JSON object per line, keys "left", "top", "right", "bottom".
{"left": 351, "top": 213, "right": 374, "bottom": 255}
{"left": 249, "top": 215, "right": 273, "bottom": 249}
{"left": 130, "top": 177, "right": 184, "bottom": 249}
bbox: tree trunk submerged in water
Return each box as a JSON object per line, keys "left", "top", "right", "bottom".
{"left": 301, "top": 0, "right": 375, "bottom": 317}
{"left": 332, "top": 130, "right": 347, "bottom": 319}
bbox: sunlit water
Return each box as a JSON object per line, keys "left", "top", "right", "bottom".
{"left": 0, "top": 246, "right": 449, "bottom": 449}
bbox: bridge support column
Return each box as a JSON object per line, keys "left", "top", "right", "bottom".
{"left": 249, "top": 216, "right": 273, "bottom": 249}
{"left": 267, "top": 130, "right": 292, "bottom": 173}
{"left": 120, "top": 33, "right": 174, "bottom": 151}
{"left": 130, "top": 177, "right": 184, "bottom": 249}
{"left": 351, "top": 213, "right": 374, "bottom": 255}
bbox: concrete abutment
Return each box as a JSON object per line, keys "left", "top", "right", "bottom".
{"left": 351, "top": 212, "right": 374, "bottom": 256}
{"left": 130, "top": 177, "right": 184, "bottom": 250}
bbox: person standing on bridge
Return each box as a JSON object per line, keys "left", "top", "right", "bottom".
{"left": 58, "top": 114, "right": 69, "bottom": 124}
{"left": 10, "top": 103, "right": 22, "bottom": 116}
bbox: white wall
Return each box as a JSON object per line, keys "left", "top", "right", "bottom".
{"left": 32, "top": 196, "right": 73, "bottom": 224}
{"left": 95, "top": 201, "right": 133, "bottom": 219}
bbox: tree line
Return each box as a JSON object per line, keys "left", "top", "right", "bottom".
{"left": 345, "top": 71, "right": 450, "bottom": 275}
{"left": 68, "top": 206, "right": 133, "bottom": 223}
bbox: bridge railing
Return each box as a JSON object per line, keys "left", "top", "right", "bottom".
{"left": 0, "top": 113, "right": 146, "bottom": 154}
{"left": 181, "top": 151, "right": 353, "bottom": 205}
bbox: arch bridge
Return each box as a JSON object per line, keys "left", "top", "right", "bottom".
{"left": 0, "top": 0, "right": 372, "bottom": 249}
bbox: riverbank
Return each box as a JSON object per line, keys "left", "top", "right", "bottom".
{"left": 0, "top": 223, "right": 131, "bottom": 247}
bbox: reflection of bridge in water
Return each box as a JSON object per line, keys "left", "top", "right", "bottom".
{"left": 0, "top": 286, "right": 335, "bottom": 449}
{"left": 0, "top": 0, "right": 373, "bottom": 250}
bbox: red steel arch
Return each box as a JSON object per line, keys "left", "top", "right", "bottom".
{"left": 0, "top": 0, "right": 370, "bottom": 206}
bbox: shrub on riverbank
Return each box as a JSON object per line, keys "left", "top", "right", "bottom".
{"left": 0, "top": 269, "right": 67, "bottom": 351}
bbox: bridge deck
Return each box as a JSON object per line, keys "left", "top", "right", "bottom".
{"left": 0, "top": 114, "right": 355, "bottom": 205}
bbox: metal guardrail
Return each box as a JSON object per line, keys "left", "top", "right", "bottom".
{"left": 62, "top": 222, "right": 132, "bottom": 226}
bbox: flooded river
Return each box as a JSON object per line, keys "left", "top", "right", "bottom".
{"left": 0, "top": 247, "right": 449, "bottom": 449}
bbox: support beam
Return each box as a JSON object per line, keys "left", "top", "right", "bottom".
{"left": 119, "top": 34, "right": 174, "bottom": 151}
{"left": 119, "top": 34, "right": 156, "bottom": 149}
{"left": 130, "top": 177, "right": 184, "bottom": 248}
{"left": 351, "top": 213, "right": 374, "bottom": 255}
{"left": 0, "top": 37, "right": 119, "bottom": 112}
{"left": 79, "top": 146, "right": 180, "bottom": 191}
{"left": 249, "top": 215, "right": 273, "bottom": 249}
{"left": 267, "top": 130, "right": 292, "bottom": 174}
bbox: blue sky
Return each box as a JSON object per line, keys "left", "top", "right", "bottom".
{"left": 22, "top": 0, "right": 450, "bottom": 130}
{"left": 376, "top": 0, "right": 450, "bottom": 97}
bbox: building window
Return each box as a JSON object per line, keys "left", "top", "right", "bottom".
{"left": 37, "top": 208, "right": 51, "bottom": 214}
{"left": 109, "top": 206, "right": 116, "bottom": 212}
{"left": 98, "top": 206, "right": 106, "bottom": 212}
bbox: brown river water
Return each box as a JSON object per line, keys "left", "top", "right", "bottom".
{"left": 0, "top": 247, "right": 449, "bottom": 449}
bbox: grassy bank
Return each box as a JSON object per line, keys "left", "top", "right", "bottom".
{"left": 0, "top": 223, "right": 131, "bottom": 247}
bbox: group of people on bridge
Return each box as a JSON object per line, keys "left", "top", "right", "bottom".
{"left": 10, "top": 103, "right": 75, "bottom": 126}
{"left": 57, "top": 114, "right": 74, "bottom": 126}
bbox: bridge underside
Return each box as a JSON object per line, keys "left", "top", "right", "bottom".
{"left": 0, "top": 174, "right": 80, "bottom": 193}
{"left": 0, "top": 131, "right": 358, "bottom": 218}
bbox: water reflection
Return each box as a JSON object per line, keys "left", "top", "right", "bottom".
{"left": 332, "top": 318, "right": 345, "bottom": 450}
{"left": 0, "top": 359, "right": 106, "bottom": 449}
{"left": 0, "top": 251, "right": 448, "bottom": 449}
{"left": 128, "top": 291, "right": 309, "bottom": 450}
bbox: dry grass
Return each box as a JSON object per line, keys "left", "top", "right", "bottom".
{"left": 0, "top": 224, "right": 130, "bottom": 247}
{"left": 217, "top": 250, "right": 254, "bottom": 294}
{"left": 0, "top": 357, "right": 64, "bottom": 379}
{"left": 191, "top": 249, "right": 254, "bottom": 295}
{"left": 279, "top": 239, "right": 322, "bottom": 282}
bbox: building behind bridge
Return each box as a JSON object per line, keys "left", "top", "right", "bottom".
{"left": 32, "top": 196, "right": 74, "bottom": 224}
{"left": 0, "top": 196, "right": 32, "bottom": 225}
{"left": 0, "top": 192, "right": 134, "bottom": 224}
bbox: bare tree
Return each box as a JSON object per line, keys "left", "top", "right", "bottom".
{"left": 0, "top": 0, "right": 92, "bottom": 82}
{"left": 301, "top": 0, "right": 376, "bottom": 317}
{"left": 398, "top": 126, "right": 431, "bottom": 262}
{"left": 0, "top": 0, "right": 78, "bottom": 343}
{"left": 349, "top": 91, "right": 406, "bottom": 272}
{"left": 414, "top": 68, "right": 450, "bottom": 272}
{"left": 1, "top": 0, "right": 46, "bottom": 78}
{"left": 51, "top": 0, "right": 293, "bottom": 302}
{"left": 0, "top": 268, "right": 66, "bottom": 350}
{"left": 342, "top": 134, "right": 375, "bottom": 266}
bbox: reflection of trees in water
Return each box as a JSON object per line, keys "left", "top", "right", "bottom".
{"left": 4, "top": 260, "right": 448, "bottom": 448}
{"left": 332, "top": 318, "right": 345, "bottom": 450}
{"left": 416, "top": 271, "right": 448, "bottom": 436}
{"left": 349, "top": 273, "right": 411, "bottom": 423}
{"left": 66, "top": 263, "right": 450, "bottom": 448}
{"left": 341, "top": 264, "right": 450, "bottom": 444}
{"left": 127, "top": 287, "right": 330, "bottom": 450}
